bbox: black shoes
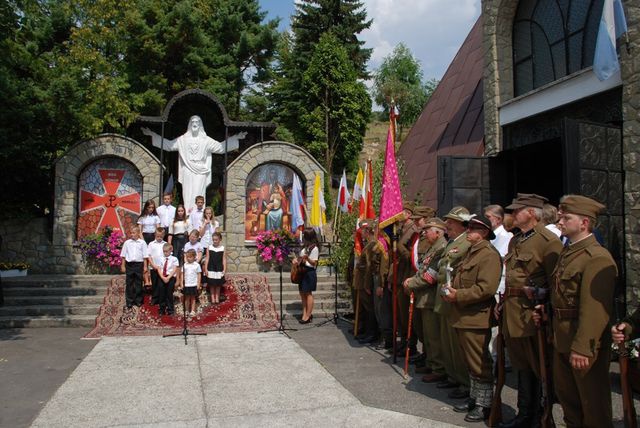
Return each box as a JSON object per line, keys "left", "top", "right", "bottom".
{"left": 453, "top": 398, "right": 475, "bottom": 413}
{"left": 464, "top": 406, "right": 490, "bottom": 423}
{"left": 448, "top": 387, "right": 470, "bottom": 399}
{"left": 498, "top": 414, "right": 532, "bottom": 428}
{"left": 299, "top": 314, "right": 313, "bottom": 324}
{"left": 436, "top": 380, "right": 460, "bottom": 389}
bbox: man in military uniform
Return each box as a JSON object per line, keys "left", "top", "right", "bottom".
{"left": 425, "top": 207, "right": 471, "bottom": 400}
{"left": 353, "top": 220, "right": 377, "bottom": 342}
{"left": 498, "top": 194, "right": 562, "bottom": 428}
{"left": 543, "top": 195, "right": 617, "bottom": 428}
{"left": 392, "top": 202, "right": 422, "bottom": 356}
{"left": 404, "top": 217, "right": 448, "bottom": 377}
{"left": 366, "top": 220, "right": 391, "bottom": 347}
{"left": 443, "top": 215, "right": 502, "bottom": 422}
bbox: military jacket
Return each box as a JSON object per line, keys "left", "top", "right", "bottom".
{"left": 434, "top": 232, "right": 472, "bottom": 315}
{"left": 352, "top": 242, "right": 368, "bottom": 291}
{"left": 364, "top": 239, "right": 384, "bottom": 289}
{"left": 396, "top": 221, "right": 420, "bottom": 283}
{"left": 503, "top": 223, "right": 562, "bottom": 338}
{"left": 449, "top": 239, "right": 502, "bottom": 329}
{"left": 407, "top": 235, "right": 447, "bottom": 309}
{"left": 551, "top": 234, "right": 617, "bottom": 357}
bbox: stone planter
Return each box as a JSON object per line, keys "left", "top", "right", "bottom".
{"left": 0, "top": 269, "right": 27, "bottom": 278}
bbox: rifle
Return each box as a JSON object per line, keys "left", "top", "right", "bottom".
{"left": 488, "top": 293, "right": 505, "bottom": 427}
{"left": 354, "top": 288, "right": 361, "bottom": 337}
{"left": 404, "top": 292, "right": 415, "bottom": 379}
{"left": 615, "top": 295, "right": 638, "bottom": 428}
{"left": 534, "top": 281, "right": 553, "bottom": 428}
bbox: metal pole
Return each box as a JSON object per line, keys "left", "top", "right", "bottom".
{"left": 160, "top": 121, "right": 165, "bottom": 201}
{"left": 223, "top": 127, "right": 228, "bottom": 231}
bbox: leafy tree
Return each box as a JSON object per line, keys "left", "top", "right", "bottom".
{"left": 271, "top": 0, "right": 371, "bottom": 147}
{"left": 300, "top": 33, "right": 370, "bottom": 176}
{"left": 373, "top": 43, "right": 438, "bottom": 138}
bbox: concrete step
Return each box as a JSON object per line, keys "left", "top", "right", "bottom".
{"left": 0, "top": 305, "right": 102, "bottom": 316}
{"left": 275, "top": 300, "right": 351, "bottom": 311}
{"left": 0, "top": 315, "right": 97, "bottom": 328}
{"left": 3, "top": 295, "right": 106, "bottom": 306}
{"left": 2, "top": 275, "right": 112, "bottom": 288}
{"left": 2, "top": 287, "right": 106, "bottom": 297}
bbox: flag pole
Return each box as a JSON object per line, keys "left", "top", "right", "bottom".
{"left": 392, "top": 222, "right": 398, "bottom": 364}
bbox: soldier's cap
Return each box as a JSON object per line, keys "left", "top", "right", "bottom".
{"left": 558, "top": 195, "right": 605, "bottom": 220}
{"left": 464, "top": 215, "right": 496, "bottom": 240}
{"left": 410, "top": 206, "right": 435, "bottom": 220}
{"left": 505, "top": 193, "right": 548, "bottom": 210}
{"left": 423, "top": 217, "right": 446, "bottom": 231}
{"left": 403, "top": 201, "right": 416, "bottom": 213}
{"left": 443, "top": 206, "right": 470, "bottom": 222}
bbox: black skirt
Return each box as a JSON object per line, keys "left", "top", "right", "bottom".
{"left": 298, "top": 268, "right": 317, "bottom": 293}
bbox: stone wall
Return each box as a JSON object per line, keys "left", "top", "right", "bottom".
{"left": 51, "top": 134, "right": 162, "bottom": 273}
{"left": 224, "top": 141, "right": 325, "bottom": 272}
{"left": 0, "top": 217, "right": 54, "bottom": 273}
{"left": 481, "top": 0, "right": 518, "bottom": 155}
{"left": 621, "top": 2, "right": 640, "bottom": 308}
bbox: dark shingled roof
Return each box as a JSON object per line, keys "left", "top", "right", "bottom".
{"left": 398, "top": 17, "right": 485, "bottom": 210}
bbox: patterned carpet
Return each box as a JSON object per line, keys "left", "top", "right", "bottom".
{"left": 84, "top": 274, "right": 279, "bottom": 338}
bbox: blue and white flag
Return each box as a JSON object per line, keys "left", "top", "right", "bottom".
{"left": 290, "top": 173, "right": 306, "bottom": 232}
{"left": 163, "top": 174, "right": 175, "bottom": 194}
{"left": 593, "top": 0, "right": 628, "bottom": 81}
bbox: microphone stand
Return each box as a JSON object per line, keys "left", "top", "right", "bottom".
{"left": 258, "top": 262, "right": 297, "bottom": 338}
{"left": 164, "top": 262, "right": 206, "bottom": 345}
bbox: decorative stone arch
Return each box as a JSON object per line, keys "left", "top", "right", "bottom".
{"left": 52, "top": 134, "right": 162, "bottom": 273}
{"left": 482, "top": 0, "right": 519, "bottom": 155}
{"left": 224, "top": 141, "right": 326, "bottom": 272}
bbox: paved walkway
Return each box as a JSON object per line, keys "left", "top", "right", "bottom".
{"left": 29, "top": 332, "right": 458, "bottom": 427}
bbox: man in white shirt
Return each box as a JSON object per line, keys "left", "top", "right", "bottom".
{"left": 156, "top": 193, "right": 176, "bottom": 240}
{"left": 120, "top": 226, "right": 148, "bottom": 309}
{"left": 188, "top": 195, "right": 205, "bottom": 233}
{"left": 484, "top": 204, "right": 513, "bottom": 370}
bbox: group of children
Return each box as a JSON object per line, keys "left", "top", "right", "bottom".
{"left": 120, "top": 194, "right": 226, "bottom": 319}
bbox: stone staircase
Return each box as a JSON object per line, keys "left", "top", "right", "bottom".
{"left": 0, "top": 275, "right": 111, "bottom": 328}
{"left": 260, "top": 269, "right": 352, "bottom": 320}
{"left": 0, "top": 271, "right": 352, "bottom": 328}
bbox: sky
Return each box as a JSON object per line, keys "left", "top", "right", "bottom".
{"left": 258, "top": 0, "right": 482, "bottom": 82}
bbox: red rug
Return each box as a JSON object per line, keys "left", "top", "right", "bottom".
{"left": 84, "top": 274, "right": 279, "bottom": 338}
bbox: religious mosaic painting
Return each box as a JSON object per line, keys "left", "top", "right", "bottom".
{"left": 245, "top": 163, "right": 295, "bottom": 240}
{"left": 77, "top": 157, "right": 142, "bottom": 239}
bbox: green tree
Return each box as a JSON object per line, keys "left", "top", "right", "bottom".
{"left": 271, "top": 0, "right": 371, "bottom": 147}
{"left": 300, "top": 32, "right": 370, "bottom": 176}
{"left": 373, "top": 43, "right": 438, "bottom": 138}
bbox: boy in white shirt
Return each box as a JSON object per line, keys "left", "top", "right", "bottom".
{"left": 157, "top": 243, "right": 179, "bottom": 315}
{"left": 120, "top": 226, "right": 148, "bottom": 309}
{"left": 146, "top": 227, "right": 167, "bottom": 305}
{"left": 188, "top": 195, "right": 205, "bottom": 232}
{"left": 156, "top": 193, "right": 176, "bottom": 240}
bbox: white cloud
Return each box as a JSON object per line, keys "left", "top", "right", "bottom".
{"left": 360, "top": 0, "right": 481, "bottom": 80}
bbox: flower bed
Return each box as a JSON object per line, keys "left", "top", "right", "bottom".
{"left": 75, "top": 226, "right": 125, "bottom": 274}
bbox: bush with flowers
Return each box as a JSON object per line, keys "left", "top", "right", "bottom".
{"left": 75, "top": 226, "right": 125, "bottom": 273}
{"left": 255, "top": 229, "right": 295, "bottom": 266}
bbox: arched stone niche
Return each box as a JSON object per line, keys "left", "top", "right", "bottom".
{"left": 224, "top": 141, "right": 326, "bottom": 272}
{"left": 52, "top": 134, "right": 162, "bottom": 273}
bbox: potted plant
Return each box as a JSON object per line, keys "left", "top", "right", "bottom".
{"left": 0, "top": 262, "right": 30, "bottom": 277}
{"left": 75, "top": 226, "right": 125, "bottom": 274}
{"left": 255, "top": 229, "right": 295, "bottom": 271}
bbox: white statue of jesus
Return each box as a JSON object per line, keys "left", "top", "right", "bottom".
{"left": 142, "top": 116, "right": 246, "bottom": 213}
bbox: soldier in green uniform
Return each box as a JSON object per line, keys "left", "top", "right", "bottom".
{"left": 353, "top": 220, "right": 377, "bottom": 342}
{"left": 424, "top": 207, "right": 472, "bottom": 399}
{"left": 443, "top": 215, "right": 502, "bottom": 422}
{"left": 392, "top": 202, "right": 422, "bottom": 355}
{"left": 498, "top": 194, "right": 562, "bottom": 428}
{"left": 404, "top": 217, "right": 447, "bottom": 377}
{"left": 541, "top": 195, "right": 617, "bottom": 428}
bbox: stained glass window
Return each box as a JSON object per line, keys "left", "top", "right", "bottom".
{"left": 513, "top": 0, "right": 604, "bottom": 96}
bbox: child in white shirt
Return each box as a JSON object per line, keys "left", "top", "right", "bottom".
{"left": 181, "top": 249, "right": 201, "bottom": 317}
